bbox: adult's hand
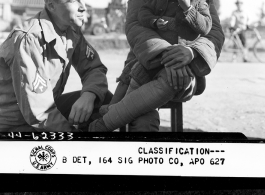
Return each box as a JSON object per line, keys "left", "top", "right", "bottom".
{"left": 165, "top": 65, "right": 194, "bottom": 90}
{"left": 69, "top": 92, "right": 96, "bottom": 125}
{"left": 161, "top": 44, "right": 195, "bottom": 69}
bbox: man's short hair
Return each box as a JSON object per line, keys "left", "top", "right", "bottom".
{"left": 44, "top": 0, "right": 60, "bottom": 5}
{"left": 235, "top": 0, "right": 243, "bottom": 4}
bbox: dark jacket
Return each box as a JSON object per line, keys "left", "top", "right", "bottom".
{"left": 138, "top": 0, "right": 212, "bottom": 45}
{"left": 120, "top": 0, "right": 224, "bottom": 88}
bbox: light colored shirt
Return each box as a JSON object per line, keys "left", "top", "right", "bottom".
{"left": 230, "top": 9, "right": 249, "bottom": 30}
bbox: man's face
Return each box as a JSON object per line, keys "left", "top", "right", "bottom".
{"left": 236, "top": 2, "right": 243, "bottom": 11}
{"left": 52, "top": 0, "right": 87, "bottom": 29}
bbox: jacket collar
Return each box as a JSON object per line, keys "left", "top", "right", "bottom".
{"left": 38, "top": 9, "right": 81, "bottom": 62}
{"left": 39, "top": 8, "right": 59, "bottom": 43}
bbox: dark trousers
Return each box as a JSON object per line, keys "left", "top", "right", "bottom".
{"left": 55, "top": 90, "right": 113, "bottom": 122}
{"left": 55, "top": 90, "right": 113, "bottom": 130}
{"left": 238, "top": 31, "right": 247, "bottom": 47}
{"left": 10, "top": 91, "right": 112, "bottom": 132}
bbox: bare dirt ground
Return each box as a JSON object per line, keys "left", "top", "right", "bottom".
{"left": 64, "top": 48, "right": 265, "bottom": 138}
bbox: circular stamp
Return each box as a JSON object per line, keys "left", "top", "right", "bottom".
{"left": 30, "top": 145, "right": 57, "bottom": 171}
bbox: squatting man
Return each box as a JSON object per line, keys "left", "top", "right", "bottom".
{"left": 0, "top": 0, "right": 224, "bottom": 132}
{"left": 0, "top": 0, "right": 112, "bottom": 131}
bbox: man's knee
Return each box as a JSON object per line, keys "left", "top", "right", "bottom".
{"left": 152, "top": 69, "right": 177, "bottom": 96}
{"left": 155, "top": 68, "right": 197, "bottom": 102}
{"left": 156, "top": 68, "right": 196, "bottom": 100}
{"left": 172, "top": 76, "right": 197, "bottom": 102}
{"left": 129, "top": 110, "right": 160, "bottom": 132}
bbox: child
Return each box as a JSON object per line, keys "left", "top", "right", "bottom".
{"left": 125, "top": 0, "right": 212, "bottom": 93}
{"left": 93, "top": 0, "right": 212, "bottom": 131}
{"left": 138, "top": 0, "right": 212, "bottom": 45}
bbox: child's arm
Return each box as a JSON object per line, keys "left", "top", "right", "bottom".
{"left": 181, "top": 0, "right": 212, "bottom": 36}
{"left": 138, "top": 0, "right": 160, "bottom": 29}
{"left": 187, "top": 0, "right": 224, "bottom": 77}
{"left": 126, "top": 0, "right": 171, "bottom": 70}
{"left": 138, "top": 0, "right": 169, "bottom": 31}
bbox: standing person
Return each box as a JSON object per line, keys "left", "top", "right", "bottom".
{"left": 230, "top": 0, "right": 250, "bottom": 62}
{"left": 89, "top": 0, "right": 225, "bottom": 132}
{"left": 0, "top": 0, "right": 111, "bottom": 132}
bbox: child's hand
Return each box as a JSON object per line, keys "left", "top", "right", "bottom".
{"left": 156, "top": 18, "right": 168, "bottom": 31}
{"left": 178, "top": 0, "right": 191, "bottom": 11}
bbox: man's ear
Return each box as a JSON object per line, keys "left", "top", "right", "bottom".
{"left": 45, "top": 2, "right": 56, "bottom": 12}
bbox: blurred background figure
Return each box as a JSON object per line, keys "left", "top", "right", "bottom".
{"left": 105, "top": 0, "right": 126, "bottom": 33}
{"left": 230, "top": 0, "right": 250, "bottom": 62}
{"left": 259, "top": 1, "right": 265, "bottom": 26}
{"left": 82, "top": 0, "right": 126, "bottom": 35}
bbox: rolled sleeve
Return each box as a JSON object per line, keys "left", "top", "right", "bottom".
{"left": 183, "top": 1, "right": 212, "bottom": 35}
{"left": 188, "top": 0, "right": 224, "bottom": 76}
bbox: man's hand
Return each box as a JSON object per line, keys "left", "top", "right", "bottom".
{"left": 178, "top": 0, "right": 191, "bottom": 11}
{"left": 165, "top": 65, "right": 194, "bottom": 90}
{"left": 161, "top": 44, "right": 195, "bottom": 68}
{"left": 69, "top": 92, "right": 96, "bottom": 125}
{"left": 156, "top": 18, "right": 168, "bottom": 31}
